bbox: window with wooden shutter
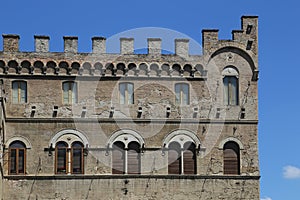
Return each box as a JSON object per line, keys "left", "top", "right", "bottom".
{"left": 168, "top": 142, "right": 181, "bottom": 174}
{"left": 223, "top": 141, "right": 240, "bottom": 175}
{"left": 9, "top": 141, "right": 26, "bottom": 175}
{"left": 55, "top": 142, "right": 68, "bottom": 174}
{"left": 71, "top": 142, "right": 84, "bottom": 174}
{"left": 112, "top": 142, "right": 125, "bottom": 174}
{"left": 183, "top": 142, "right": 196, "bottom": 174}
{"left": 127, "top": 142, "right": 140, "bottom": 174}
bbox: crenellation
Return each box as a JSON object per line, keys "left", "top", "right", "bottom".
{"left": 92, "top": 36, "right": 106, "bottom": 54}
{"left": 63, "top": 36, "right": 78, "bottom": 53}
{"left": 147, "top": 38, "right": 162, "bottom": 55}
{"left": 175, "top": 38, "right": 189, "bottom": 58}
{"left": 2, "top": 34, "right": 20, "bottom": 52}
{"left": 202, "top": 29, "right": 219, "bottom": 54}
{"left": 34, "top": 35, "right": 50, "bottom": 53}
{"left": 120, "top": 37, "right": 134, "bottom": 54}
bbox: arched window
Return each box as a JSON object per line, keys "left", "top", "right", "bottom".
{"left": 223, "top": 141, "right": 240, "bottom": 175}
{"left": 55, "top": 141, "right": 68, "bottom": 174}
{"left": 62, "top": 81, "right": 78, "bottom": 104}
{"left": 175, "top": 83, "right": 189, "bottom": 105}
{"left": 223, "top": 67, "right": 239, "bottom": 105}
{"left": 112, "top": 141, "right": 141, "bottom": 174}
{"left": 183, "top": 142, "right": 196, "bottom": 175}
{"left": 55, "top": 141, "right": 84, "bottom": 174}
{"left": 168, "top": 142, "right": 197, "bottom": 175}
{"left": 71, "top": 142, "right": 84, "bottom": 174}
{"left": 168, "top": 142, "right": 181, "bottom": 174}
{"left": 9, "top": 141, "right": 26, "bottom": 174}
{"left": 127, "top": 142, "right": 141, "bottom": 174}
{"left": 119, "top": 82, "right": 134, "bottom": 104}
{"left": 12, "top": 81, "right": 27, "bottom": 103}
{"left": 112, "top": 141, "right": 125, "bottom": 174}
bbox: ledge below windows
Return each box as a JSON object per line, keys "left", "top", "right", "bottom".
{"left": 5, "top": 118, "right": 259, "bottom": 125}
{"left": 4, "top": 174, "right": 260, "bottom": 180}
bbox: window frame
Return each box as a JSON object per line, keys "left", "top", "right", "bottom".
{"left": 175, "top": 83, "right": 190, "bottom": 106}
{"left": 112, "top": 141, "right": 141, "bottom": 175}
{"left": 8, "top": 141, "right": 26, "bottom": 175}
{"left": 62, "top": 81, "right": 78, "bottom": 104}
{"left": 55, "top": 141, "right": 84, "bottom": 175}
{"left": 223, "top": 141, "right": 240, "bottom": 175}
{"left": 222, "top": 67, "right": 239, "bottom": 106}
{"left": 167, "top": 141, "right": 197, "bottom": 175}
{"left": 119, "top": 82, "right": 134, "bottom": 105}
{"left": 12, "top": 80, "right": 27, "bottom": 104}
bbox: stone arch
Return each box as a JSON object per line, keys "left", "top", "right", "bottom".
{"left": 94, "top": 62, "right": 103, "bottom": 75}
{"left": 209, "top": 46, "right": 257, "bottom": 80}
{"left": 81, "top": 62, "right": 92, "bottom": 75}
{"left": 59, "top": 61, "right": 70, "bottom": 75}
{"left": 8, "top": 60, "right": 19, "bottom": 74}
{"left": 163, "top": 129, "right": 201, "bottom": 148}
{"left": 46, "top": 61, "right": 57, "bottom": 74}
{"left": 138, "top": 63, "right": 148, "bottom": 76}
{"left": 6, "top": 136, "right": 32, "bottom": 149}
{"left": 183, "top": 64, "right": 192, "bottom": 77}
{"left": 107, "top": 129, "right": 144, "bottom": 148}
{"left": 20, "top": 60, "right": 31, "bottom": 74}
{"left": 149, "top": 63, "right": 159, "bottom": 76}
{"left": 127, "top": 63, "right": 137, "bottom": 76}
{"left": 71, "top": 62, "right": 80, "bottom": 75}
{"left": 105, "top": 63, "right": 114, "bottom": 76}
{"left": 0, "top": 60, "right": 5, "bottom": 73}
{"left": 49, "top": 129, "right": 89, "bottom": 148}
{"left": 116, "top": 63, "right": 126, "bottom": 76}
{"left": 218, "top": 137, "right": 244, "bottom": 150}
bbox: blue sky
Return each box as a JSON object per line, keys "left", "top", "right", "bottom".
{"left": 1, "top": 0, "right": 300, "bottom": 199}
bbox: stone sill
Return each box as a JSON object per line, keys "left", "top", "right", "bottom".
{"left": 4, "top": 174, "right": 260, "bottom": 180}
{"left": 5, "top": 118, "right": 259, "bottom": 124}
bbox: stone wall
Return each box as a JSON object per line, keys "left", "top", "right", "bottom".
{"left": 0, "top": 16, "right": 260, "bottom": 200}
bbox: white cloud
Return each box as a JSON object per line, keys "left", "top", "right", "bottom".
{"left": 261, "top": 197, "right": 272, "bottom": 200}
{"left": 283, "top": 165, "right": 300, "bottom": 179}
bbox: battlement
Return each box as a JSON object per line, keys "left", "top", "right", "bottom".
{"left": 0, "top": 16, "right": 258, "bottom": 79}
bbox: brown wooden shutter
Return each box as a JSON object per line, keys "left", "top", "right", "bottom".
{"left": 127, "top": 142, "right": 140, "bottom": 174}
{"left": 168, "top": 142, "right": 181, "bottom": 174}
{"left": 183, "top": 150, "right": 196, "bottom": 174}
{"left": 223, "top": 142, "right": 240, "bottom": 175}
{"left": 71, "top": 142, "right": 83, "bottom": 174}
{"left": 112, "top": 142, "right": 125, "bottom": 174}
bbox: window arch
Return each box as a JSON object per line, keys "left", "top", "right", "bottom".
{"left": 168, "top": 141, "right": 196, "bottom": 175}
{"left": 175, "top": 83, "right": 189, "bottom": 105}
{"left": 55, "top": 141, "right": 68, "bottom": 174}
{"left": 168, "top": 142, "right": 181, "bottom": 174}
{"left": 223, "top": 141, "right": 240, "bottom": 175}
{"left": 164, "top": 130, "right": 199, "bottom": 175}
{"left": 62, "top": 81, "right": 78, "bottom": 104}
{"left": 109, "top": 130, "right": 143, "bottom": 175}
{"left": 12, "top": 81, "right": 27, "bottom": 103}
{"left": 222, "top": 67, "right": 239, "bottom": 105}
{"left": 50, "top": 129, "right": 88, "bottom": 175}
{"left": 71, "top": 142, "right": 84, "bottom": 174}
{"left": 9, "top": 141, "right": 26, "bottom": 175}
